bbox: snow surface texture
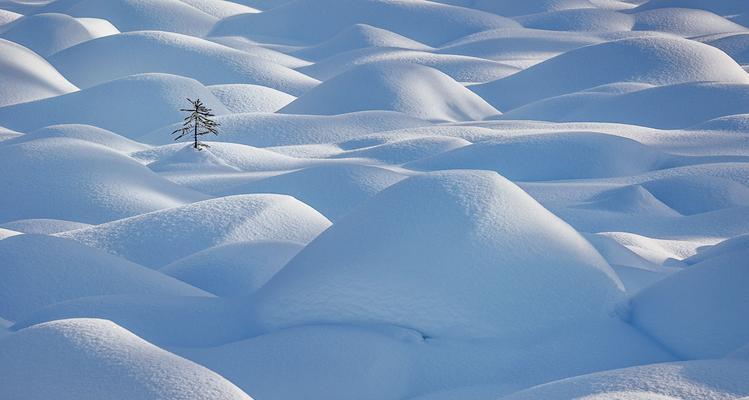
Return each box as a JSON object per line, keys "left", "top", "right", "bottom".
{"left": 2, "top": 0, "right": 749, "bottom": 399}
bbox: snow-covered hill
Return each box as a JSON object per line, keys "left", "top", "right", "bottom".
{"left": 1, "top": 0, "right": 748, "bottom": 399}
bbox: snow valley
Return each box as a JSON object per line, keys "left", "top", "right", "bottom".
{"left": 1, "top": 0, "right": 748, "bottom": 399}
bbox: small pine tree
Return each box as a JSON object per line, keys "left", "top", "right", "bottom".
{"left": 172, "top": 98, "right": 220, "bottom": 150}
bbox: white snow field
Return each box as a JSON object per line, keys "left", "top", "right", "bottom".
{"left": 1, "top": 0, "right": 748, "bottom": 399}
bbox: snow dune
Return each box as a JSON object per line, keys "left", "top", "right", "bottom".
{"left": 0, "top": 234, "right": 210, "bottom": 321}
{"left": 49, "top": 31, "right": 318, "bottom": 95}
{"left": 0, "top": 73, "right": 228, "bottom": 137}
{"left": 0, "top": 12, "right": 118, "bottom": 56}
{"left": 472, "top": 36, "right": 749, "bottom": 110}
{"left": 0, "top": 38, "right": 78, "bottom": 107}
{"left": 251, "top": 171, "right": 624, "bottom": 338}
{"left": 281, "top": 62, "right": 500, "bottom": 121}
{"left": 0, "top": 137, "right": 205, "bottom": 224}
{"left": 0, "top": 318, "right": 253, "bottom": 399}
{"left": 59, "top": 194, "right": 331, "bottom": 267}
{"left": 210, "top": 0, "right": 520, "bottom": 46}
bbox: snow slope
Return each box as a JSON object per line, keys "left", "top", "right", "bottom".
{"left": 161, "top": 240, "right": 304, "bottom": 296}
{"left": 0, "top": 318, "right": 253, "bottom": 399}
{"left": 472, "top": 36, "right": 749, "bottom": 110}
{"left": 251, "top": 171, "right": 624, "bottom": 338}
{"left": 49, "top": 31, "right": 318, "bottom": 94}
{"left": 0, "top": 13, "right": 118, "bottom": 56}
{"left": 0, "top": 38, "right": 78, "bottom": 107}
{"left": 210, "top": 0, "right": 520, "bottom": 46}
{"left": 0, "top": 234, "right": 210, "bottom": 320}
{"left": 0, "top": 73, "right": 228, "bottom": 137}
{"left": 0, "top": 137, "right": 206, "bottom": 224}
{"left": 59, "top": 194, "right": 331, "bottom": 267}
{"left": 281, "top": 62, "right": 500, "bottom": 121}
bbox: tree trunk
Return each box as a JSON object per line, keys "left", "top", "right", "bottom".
{"left": 193, "top": 120, "right": 198, "bottom": 149}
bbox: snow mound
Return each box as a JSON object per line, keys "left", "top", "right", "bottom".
{"left": 13, "top": 295, "right": 246, "bottom": 347}
{"left": 135, "top": 142, "right": 306, "bottom": 171}
{"left": 630, "top": 246, "right": 749, "bottom": 359}
{"left": 298, "top": 47, "right": 520, "bottom": 83}
{"left": 147, "top": 145, "right": 241, "bottom": 173}
{"left": 503, "top": 82, "right": 749, "bottom": 128}
{"left": 706, "top": 33, "right": 749, "bottom": 65}
{"left": 437, "top": 27, "right": 601, "bottom": 63}
{"left": 0, "top": 218, "right": 91, "bottom": 234}
{"left": 210, "top": 0, "right": 520, "bottom": 46}
{"left": 59, "top": 194, "right": 331, "bottom": 267}
{"left": 641, "top": 175, "right": 749, "bottom": 215}
{"left": 0, "top": 318, "right": 253, "bottom": 400}
{"left": 251, "top": 171, "right": 624, "bottom": 338}
{"left": 293, "top": 23, "right": 433, "bottom": 60}
{"left": 0, "top": 13, "right": 117, "bottom": 57}
{"left": 0, "top": 137, "right": 205, "bottom": 224}
{"left": 0, "top": 234, "right": 210, "bottom": 320}
{"left": 633, "top": 7, "right": 747, "bottom": 37}
{"left": 407, "top": 132, "right": 669, "bottom": 181}
{"left": 0, "top": 73, "right": 228, "bottom": 137}
{"left": 161, "top": 240, "right": 305, "bottom": 296}
{"left": 1, "top": 124, "right": 148, "bottom": 152}
{"left": 0, "top": 39, "right": 78, "bottom": 107}
{"left": 209, "top": 84, "right": 295, "bottom": 113}
{"left": 334, "top": 135, "right": 471, "bottom": 164}
{"left": 684, "top": 234, "right": 749, "bottom": 265}
{"left": 140, "top": 111, "right": 431, "bottom": 147}
{"left": 694, "top": 113, "right": 749, "bottom": 131}
{"left": 517, "top": 9, "right": 635, "bottom": 32}
{"left": 281, "top": 62, "right": 500, "bottom": 122}
{"left": 472, "top": 36, "right": 749, "bottom": 110}
{"left": 634, "top": 0, "right": 747, "bottom": 16}
{"left": 234, "top": 164, "right": 407, "bottom": 221}
{"left": 438, "top": 0, "right": 597, "bottom": 17}
{"left": 0, "top": 9, "right": 21, "bottom": 26}
{"left": 37, "top": 0, "right": 218, "bottom": 36}
{"left": 502, "top": 358, "right": 749, "bottom": 400}
{"left": 49, "top": 31, "right": 318, "bottom": 95}
{"left": 179, "top": 0, "right": 259, "bottom": 18}
{"left": 576, "top": 185, "right": 680, "bottom": 216}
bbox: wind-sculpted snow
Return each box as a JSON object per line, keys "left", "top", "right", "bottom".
{"left": 0, "top": 73, "right": 228, "bottom": 136}
{"left": 0, "top": 13, "right": 118, "bottom": 57}
{"left": 281, "top": 62, "right": 500, "bottom": 121}
{"left": 49, "top": 31, "right": 318, "bottom": 94}
{"left": 0, "top": 38, "right": 78, "bottom": 107}
{"left": 210, "top": 0, "right": 520, "bottom": 46}
{"left": 251, "top": 171, "right": 624, "bottom": 338}
{"left": 2, "top": 0, "right": 749, "bottom": 398}
{"left": 0, "top": 137, "right": 206, "bottom": 224}
{"left": 59, "top": 194, "right": 331, "bottom": 267}
{"left": 0, "top": 234, "right": 210, "bottom": 320}
{"left": 473, "top": 36, "right": 749, "bottom": 110}
{"left": 0, "top": 319, "right": 253, "bottom": 399}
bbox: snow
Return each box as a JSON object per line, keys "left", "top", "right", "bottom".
{"left": 0, "top": 13, "right": 118, "bottom": 57}
{"left": 49, "top": 31, "right": 318, "bottom": 94}
{"left": 58, "top": 194, "right": 331, "bottom": 267}
{"left": 0, "top": 73, "right": 228, "bottom": 137}
{"left": 209, "top": 84, "right": 296, "bottom": 113}
{"left": 250, "top": 171, "right": 624, "bottom": 338}
{"left": 0, "top": 318, "right": 253, "bottom": 399}
{"left": 0, "top": 137, "right": 206, "bottom": 224}
{"left": 280, "top": 61, "right": 500, "bottom": 122}
{"left": 0, "top": 38, "right": 78, "bottom": 107}
{"left": 0, "top": 234, "right": 210, "bottom": 320}
{"left": 629, "top": 246, "right": 749, "bottom": 359}
{"left": 408, "top": 132, "right": 669, "bottom": 181}
{"left": 161, "top": 240, "right": 305, "bottom": 296}
{"left": 2, "top": 0, "right": 749, "bottom": 397}
{"left": 473, "top": 36, "right": 749, "bottom": 110}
